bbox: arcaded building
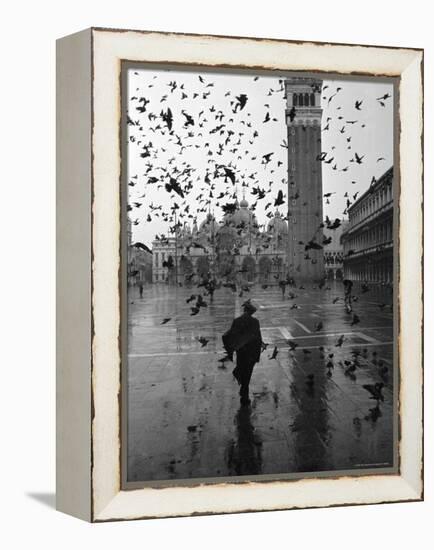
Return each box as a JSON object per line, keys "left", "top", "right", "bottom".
{"left": 341, "top": 167, "right": 393, "bottom": 283}
{"left": 323, "top": 221, "right": 348, "bottom": 280}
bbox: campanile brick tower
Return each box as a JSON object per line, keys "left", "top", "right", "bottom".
{"left": 285, "top": 77, "right": 324, "bottom": 281}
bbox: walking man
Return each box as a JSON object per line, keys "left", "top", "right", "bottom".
{"left": 222, "top": 300, "right": 263, "bottom": 405}
{"left": 139, "top": 281, "right": 144, "bottom": 298}
{"left": 278, "top": 279, "right": 287, "bottom": 298}
{"left": 205, "top": 276, "right": 217, "bottom": 303}
{"left": 343, "top": 278, "right": 353, "bottom": 313}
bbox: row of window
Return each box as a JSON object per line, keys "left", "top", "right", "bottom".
{"left": 343, "top": 220, "right": 393, "bottom": 253}
{"left": 292, "top": 93, "right": 316, "bottom": 106}
{"left": 344, "top": 261, "right": 393, "bottom": 284}
{"left": 324, "top": 252, "right": 343, "bottom": 261}
{"left": 325, "top": 254, "right": 344, "bottom": 265}
{"left": 153, "top": 251, "right": 170, "bottom": 267}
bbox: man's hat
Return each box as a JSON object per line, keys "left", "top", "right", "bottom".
{"left": 242, "top": 299, "right": 258, "bottom": 314}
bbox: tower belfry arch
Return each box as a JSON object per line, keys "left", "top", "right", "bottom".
{"left": 284, "top": 77, "right": 324, "bottom": 281}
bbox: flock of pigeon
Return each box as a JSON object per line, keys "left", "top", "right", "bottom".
{"left": 161, "top": 277, "right": 390, "bottom": 425}
{"left": 127, "top": 71, "right": 392, "bottom": 284}
{"left": 127, "top": 70, "right": 393, "bottom": 421}
{"left": 127, "top": 72, "right": 289, "bottom": 236}
{"left": 127, "top": 70, "right": 392, "bottom": 244}
{"left": 265, "top": 300, "right": 390, "bottom": 425}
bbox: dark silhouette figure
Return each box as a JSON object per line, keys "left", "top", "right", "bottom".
{"left": 278, "top": 279, "right": 287, "bottom": 298}
{"left": 343, "top": 279, "right": 353, "bottom": 313}
{"left": 222, "top": 300, "right": 263, "bottom": 405}
{"left": 205, "top": 277, "right": 217, "bottom": 302}
{"left": 139, "top": 282, "right": 144, "bottom": 298}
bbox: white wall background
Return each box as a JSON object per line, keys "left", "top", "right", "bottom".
{"left": 0, "top": 1, "right": 431, "bottom": 548}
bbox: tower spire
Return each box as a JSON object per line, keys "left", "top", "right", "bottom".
{"left": 284, "top": 77, "right": 324, "bottom": 281}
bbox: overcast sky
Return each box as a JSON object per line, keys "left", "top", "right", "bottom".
{"left": 126, "top": 67, "right": 393, "bottom": 247}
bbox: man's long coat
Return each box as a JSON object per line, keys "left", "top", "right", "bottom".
{"left": 222, "top": 313, "right": 262, "bottom": 365}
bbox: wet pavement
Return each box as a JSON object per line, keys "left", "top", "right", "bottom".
{"left": 127, "top": 281, "right": 395, "bottom": 482}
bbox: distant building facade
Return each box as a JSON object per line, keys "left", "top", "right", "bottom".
{"left": 151, "top": 196, "right": 289, "bottom": 285}
{"left": 341, "top": 167, "right": 393, "bottom": 283}
{"left": 127, "top": 221, "right": 153, "bottom": 285}
{"left": 131, "top": 244, "right": 153, "bottom": 284}
{"left": 152, "top": 237, "right": 176, "bottom": 284}
{"left": 323, "top": 221, "right": 348, "bottom": 280}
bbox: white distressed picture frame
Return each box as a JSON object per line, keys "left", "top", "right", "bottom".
{"left": 56, "top": 27, "right": 423, "bottom": 522}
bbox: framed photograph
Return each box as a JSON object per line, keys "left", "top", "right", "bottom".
{"left": 56, "top": 28, "right": 423, "bottom": 522}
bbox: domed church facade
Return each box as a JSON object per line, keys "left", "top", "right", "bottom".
{"left": 152, "top": 196, "right": 290, "bottom": 285}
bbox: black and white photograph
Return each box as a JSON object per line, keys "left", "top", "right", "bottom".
{"left": 123, "top": 65, "right": 396, "bottom": 484}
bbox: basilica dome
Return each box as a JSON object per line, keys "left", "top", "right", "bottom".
{"left": 199, "top": 212, "right": 217, "bottom": 232}
{"left": 228, "top": 198, "right": 258, "bottom": 228}
{"left": 267, "top": 210, "right": 288, "bottom": 234}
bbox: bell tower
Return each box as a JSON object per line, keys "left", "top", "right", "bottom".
{"left": 285, "top": 77, "right": 324, "bottom": 281}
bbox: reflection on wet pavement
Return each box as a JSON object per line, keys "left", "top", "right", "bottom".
{"left": 226, "top": 406, "right": 262, "bottom": 476}
{"left": 127, "top": 282, "right": 395, "bottom": 482}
